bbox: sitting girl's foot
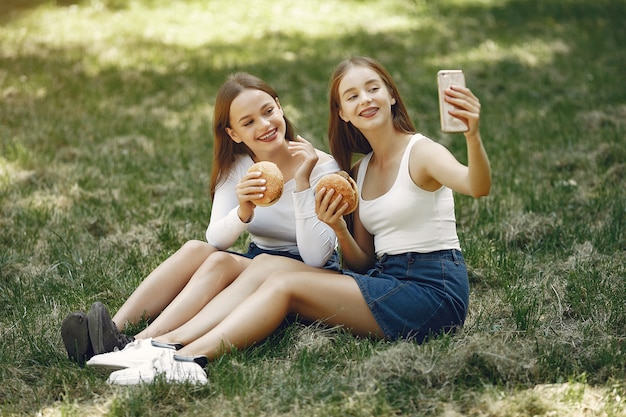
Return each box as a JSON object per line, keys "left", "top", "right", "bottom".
{"left": 60, "top": 311, "right": 93, "bottom": 364}
{"left": 87, "top": 301, "right": 134, "bottom": 354}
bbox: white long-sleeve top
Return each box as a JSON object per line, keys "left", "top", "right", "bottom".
{"left": 206, "top": 154, "right": 340, "bottom": 267}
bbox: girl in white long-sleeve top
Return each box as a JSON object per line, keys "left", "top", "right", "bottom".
{"left": 61, "top": 73, "right": 340, "bottom": 364}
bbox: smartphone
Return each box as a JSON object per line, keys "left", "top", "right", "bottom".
{"left": 437, "top": 70, "right": 468, "bottom": 133}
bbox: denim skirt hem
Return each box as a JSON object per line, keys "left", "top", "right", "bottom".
{"left": 342, "top": 249, "right": 469, "bottom": 342}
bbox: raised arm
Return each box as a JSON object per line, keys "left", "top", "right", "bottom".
{"left": 412, "top": 86, "right": 491, "bottom": 198}
{"left": 289, "top": 136, "right": 339, "bottom": 267}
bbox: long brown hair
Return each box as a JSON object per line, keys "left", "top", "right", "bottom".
{"left": 328, "top": 56, "right": 415, "bottom": 172}
{"left": 210, "top": 72, "right": 296, "bottom": 198}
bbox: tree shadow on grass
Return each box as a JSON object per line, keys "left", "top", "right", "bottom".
{"left": 1, "top": 0, "right": 624, "bottom": 226}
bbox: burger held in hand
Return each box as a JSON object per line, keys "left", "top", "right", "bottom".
{"left": 247, "top": 161, "right": 284, "bottom": 207}
{"left": 315, "top": 171, "right": 358, "bottom": 214}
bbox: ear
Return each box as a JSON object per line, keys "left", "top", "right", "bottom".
{"left": 274, "top": 97, "right": 285, "bottom": 118}
{"left": 391, "top": 97, "right": 396, "bottom": 105}
{"left": 338, "top": 107, "right": 349, "bottom": 123}
{"left": 225, "top": 127, "right": 242, "bottom": 143}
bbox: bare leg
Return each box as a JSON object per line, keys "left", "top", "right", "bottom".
{"left": 155, "top": 255, "right": 338, "bottom": 346}
{"left": 134, "top": 252, "right": 252, "bottom": 339}
{"left": 176, "top": 269, "right": 383, "bottom": 360}
{"left": 112, "top": 240, "right": 217, "bottom": 331}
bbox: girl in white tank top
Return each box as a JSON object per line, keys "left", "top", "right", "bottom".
{"left": 94, "top": 57, "right": 492, "bottom": 381}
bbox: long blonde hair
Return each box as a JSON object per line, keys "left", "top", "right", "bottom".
{"left": 327, "top": 56, "right": 415, "bottom": 172}
{"left": 210, "top": 73, "right": 296, "bottom": 198}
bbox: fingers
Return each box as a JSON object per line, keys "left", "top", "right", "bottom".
{"left": 237, "top": 171, "right": 267, "bottom": 202}
{"left": 294, "top": 134, "right": 310, "bottom": 144}
{"left": 290, "top": 135, "right": 319, "bottom": 182}
{"left": 288, "top": 135, "right": 316, "bottom": 157}
{"left": 446, "top": 86, "right": 480, "bottom": 113}
{"left": 446, "top": 86, "right": 481, "bottom": 132}
{"left": 315, "top": 187, "right": 348, "bottom": 224}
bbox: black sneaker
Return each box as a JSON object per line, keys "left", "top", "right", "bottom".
{"left": 174, "top": 353, "right": 208, "bottom": 368}
{"left": 151, "top": 339, "right": 184, "bottom": 350}
{"left": 61, "top": 312, "right": 94, "bottom": 364}
{"left": 87, "top": 302, "right": 134, "bottom": 355}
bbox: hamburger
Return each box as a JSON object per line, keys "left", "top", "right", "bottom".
{"left": 315, "top": 171, "right": 359, "bottom": 214}
{"left": 247, "top": 161, "right": 284, "bottom": 207}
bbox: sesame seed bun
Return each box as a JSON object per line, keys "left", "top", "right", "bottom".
{"left": 315, "top": 171, "right": 359, "bottom": 214}
{"left": 247, "top": 161, "right": 284, "bottom": 207}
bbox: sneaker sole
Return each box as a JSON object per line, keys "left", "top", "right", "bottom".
{"left": 60, "top": 312, "right": 92, "bottom": 364}
{"left": 107, "top": 366, "right": 157, "bottom": 385}
{"left": 107, "top": 362, "right": 208, "bottom": 385}
{"left": 87, "top": 302, "right": 108, "bottom": 354}
{"left": 87, "top": 338, "right": 168, "bottom": 370}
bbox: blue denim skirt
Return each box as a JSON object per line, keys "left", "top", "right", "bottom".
{"left": 230, "top": 242, "right": 341, "bottom": 271}
{"left": 342, "top": 249, "right": 469, "bottom": 342}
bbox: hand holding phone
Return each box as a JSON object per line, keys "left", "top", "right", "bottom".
{"left": 437, "top": 70, "right": 468, "bottom": 133}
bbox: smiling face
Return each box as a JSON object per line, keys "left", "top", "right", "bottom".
{"left": 337, "top": 65, "right": 396, "bottom": 131}
{"left": 225, "top": 88, "right": 287, "bottom": 154}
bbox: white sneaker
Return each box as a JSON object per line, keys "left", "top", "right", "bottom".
{"left": 86, "top": 338, "right": 173, "bottom": 370}
{"left": 107, "top": 350, "right": 208, "bottom": 385}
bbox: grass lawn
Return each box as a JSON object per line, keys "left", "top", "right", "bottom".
{"left": 1, "top": 0, "right": 625, "bottom": 415}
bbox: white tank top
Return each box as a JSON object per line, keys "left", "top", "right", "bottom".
{"left": 356, "top": 134, "right": 460, "bottom": 256}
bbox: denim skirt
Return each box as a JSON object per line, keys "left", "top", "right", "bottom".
{"left": 230, "top": 242, "right": 341, "bottom": 271}
{"left": 342, "top": 249, "right": 469, "bottom": 342}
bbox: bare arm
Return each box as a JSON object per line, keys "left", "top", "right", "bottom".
{"left": 451, "top": 85, "right": 491, "bottom": 197}
{"left": 340, "top": 207, "right": 375, "bottom": 272}
{"left": 411, "top": 86, "right": 491, "bottom": 198}
{"left": 315, "top": 165, "right": 375, "bottom": 273}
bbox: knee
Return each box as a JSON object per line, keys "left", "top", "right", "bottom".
{"left": 258, "top": 272, "right": 294, "bottom": 297}
{"left": 185, "top": 251, "right": 237, "bottom": 288}
{"left": 240, "top": 254, "right": 287, "bottom": 286}
{"left": 250, "top": 253, "right": 302, "bottom": 272}
{"left": 180, "top": 240, "right": 216, "bottom": 257}
{"left": 250, "top": 253, "right": 278, "bottom": 269}
{"left": 194, "top": 251, "right": 238, "bottom": 281}
{"left": 204, "top": 251, "right": 237, "bottom": 268}
{"left": 256, "top": 272, "right": 302, "bottom": 312}
{"left": 237, "top": 254, "right": 282, "bottom": 288}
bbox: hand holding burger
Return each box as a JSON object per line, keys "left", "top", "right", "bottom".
{"left": 247, "top": 161, "right": 284, "bottom": 207}
{"left": 315, "top": 171, "right": 358, "bottom": 214}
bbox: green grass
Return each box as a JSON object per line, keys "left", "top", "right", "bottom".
{"left": 1, "top": 0, "right": 625, "bottom": 415}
